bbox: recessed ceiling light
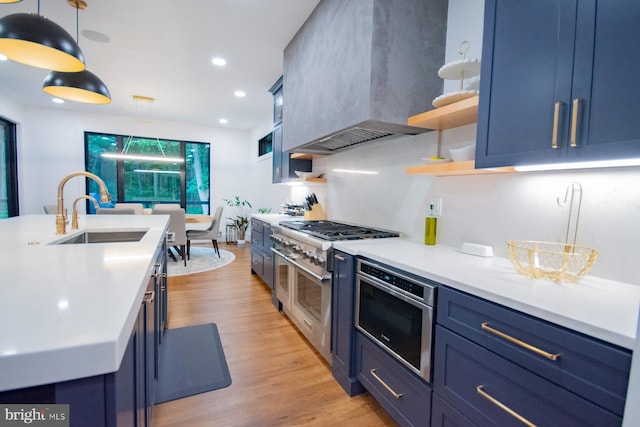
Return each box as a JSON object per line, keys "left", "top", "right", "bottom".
{"left": 234, "top": 90, "right": 246, "bottom": 98}
{"left": 0, "top": 54, "right": 7, "bottom": 61}
{"left": 52, "top": 98, "right": 64, "bottom": 104}
{"left": 81, "top": 30, "right": 110, "bottom": 43}
{"left": 211, "top": 57, "right": 226, "bottom": 66}
{"left": 219, "top": 118, "right": 228, "bottom": 124}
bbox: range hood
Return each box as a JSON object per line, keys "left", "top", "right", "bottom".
{"left": 292, "top": 122, "right": 427, "bottom": 155}
{"left": 282, "top": 0, "right": 448, "bottom": 155}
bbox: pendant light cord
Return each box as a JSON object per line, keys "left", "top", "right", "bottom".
{"left": 37, "top": 0, "right": 40, "bottom": 14}
{"left": 76, "top": 4, "right": 79, "bottom": 44}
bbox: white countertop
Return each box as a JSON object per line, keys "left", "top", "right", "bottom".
{"left": 252, "top": 213, "right": 302, "bottom": 225}
{"left": 0, "top": 214, "right": 168, "bottom": 392}
{"left": 333, "top": 239, "right": 640, "bottom": 350}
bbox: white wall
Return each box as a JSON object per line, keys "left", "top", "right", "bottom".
{"left": 311, "top": 0, "right": 640, "bottom": 285}
{"left": 5, "top": 103, "right": 286, "bottom": 219}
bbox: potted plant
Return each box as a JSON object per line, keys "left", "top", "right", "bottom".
{"left": 224, "top": 196, "right": 252, "bottom": 246}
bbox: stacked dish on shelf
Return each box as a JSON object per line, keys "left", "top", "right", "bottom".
{"left": 432, "top": 41, "right": 481, "bottom": 108}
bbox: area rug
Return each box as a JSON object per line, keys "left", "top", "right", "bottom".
{"left": 167, "top": 247, "right": 235, "bottom": 277}
{"left": 155, "top": 323, "right": 232, "bottom": 404}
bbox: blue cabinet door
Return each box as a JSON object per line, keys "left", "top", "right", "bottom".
{"left": 570, "top": 0, "right": 640, "bottom": 162}
{"left": 476, "top": 0, "right": 576, "bottom": 168}
{"left": 331, "top": 251, "right": 364, "bottom": 396}
{"left": 476, "top": 0, "right": 640, "bottom": 168}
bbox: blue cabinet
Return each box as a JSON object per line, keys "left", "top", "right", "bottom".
{"left": 268, "top": 76, "right": 311, "bottom": 183}
{"left": 250, "top": 218, "right": 274, "bottom": 292}
{"left": 331, "top": 251, "right": 365, "bottom": 396}
{"left": 433, "top": 286, "right": 631, "bottom": 426}
{"left": 476, "top": 0, "right": 640, "bottom": 168}
{"left": 355, "top": 332, "right": 432, "bottom": 427}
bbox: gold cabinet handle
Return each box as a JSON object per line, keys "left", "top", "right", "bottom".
{"left": 144, "top": 290, "right": 155, "bottom": 304}
{"left": 481, "top": 322, "right": 560, "bottom": 361}
{"left": 570, "top": 98, "right": 582, "bottom": 148}
{"left": 370, "top": 369, "right": 403, "bottom": 399}
{"left": 334, "top": 254, "right": 346, "bottom": 261}
{"left": 477, "top": 385, "right": 536, "bottom": 427}
{"left": 551, "top": 101, "right": 563, "bottom": 149}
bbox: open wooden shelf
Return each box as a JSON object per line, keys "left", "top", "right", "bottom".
{"left": 405, "top": 160, "right": 515, "bottom": 176}
{"left": 290, "top": 153, "right": 325, "bottom": 160}
{"left": 408, "top": 95, "right": 479, "bottom": 130}
{"left": 288, "top": 177, "right": 327, "bottom": 184}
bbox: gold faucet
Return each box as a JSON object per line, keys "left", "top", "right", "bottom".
{"left": 57, "top": 171, "right": 111, "bottom": 234}
{"left": 71, "top": 195, "right": 99, "bottom": 230}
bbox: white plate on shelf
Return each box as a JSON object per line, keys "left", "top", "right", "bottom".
{"left": 432, "top": 91, "right": 479, "bottom": 108}
{"left": 294, "top": 171, "right": 322, "bottom": 179}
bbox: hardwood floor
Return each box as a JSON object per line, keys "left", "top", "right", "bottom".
{"left": 151, "top": 243, "right": 397, "bottom": 427}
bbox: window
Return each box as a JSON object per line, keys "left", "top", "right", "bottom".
{"left": 258, "top": 132, "right": 273, "bottom": 157}
{"left": 85, "top": 132, "right": 210, "bottom": 214}
{"left": 0, "top": 117, "right": 19, "bottom": 218}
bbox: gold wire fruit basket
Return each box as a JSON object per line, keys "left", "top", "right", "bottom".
{"left": 507, "top": 240, "right": 599, "bottom": 283}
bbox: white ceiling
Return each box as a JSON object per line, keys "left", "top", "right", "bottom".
{"left": 0, "top": 0, "right": 320, "bottom": 130}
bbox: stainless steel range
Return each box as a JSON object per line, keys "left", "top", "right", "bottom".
{"left": 270, "top": 220, "right": 399, "bottom": 363}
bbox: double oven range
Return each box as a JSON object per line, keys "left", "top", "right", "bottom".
{"left": 270, "top": 220, "right": 399, "bottom": 363}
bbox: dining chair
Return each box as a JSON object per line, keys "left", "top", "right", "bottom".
{"left": 96, "top": 208, "right": 136, "bottom": 215}
{"left": 186, "top": 206, "right": 223, "bottom": 259}
{"left": 115, "top": 203, "right": 144, "bottom": 214}
{"left": 43, "top": 204, "right": 57, "bottom": 214}
{"left": 153, "top": 203, "right": 181, "bottom": 210}
{"left": 153, "top": 207, "right": 187, "bottom": 266}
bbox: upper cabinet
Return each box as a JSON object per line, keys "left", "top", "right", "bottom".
{"left": 269, "top": 77, "right": 313, "bottom": 184}
{"left": 476, "top": 0, "right": 640, "bottom": 168}
{"left": 282, "top": 0, "right": 447, "bottom": 155}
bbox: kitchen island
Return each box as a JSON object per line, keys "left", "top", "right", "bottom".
{"left": 0, "top": 214, "right": 168, "bottom": 394}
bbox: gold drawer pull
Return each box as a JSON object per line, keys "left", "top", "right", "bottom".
{"left": 481, "top": 322, "right": 560, "bottom": 361}
{"left": 551, "top": 101, "right": 563, "bottom": 149}
{"left": 477, "top": 385, "right": 536, "bottom": 427}
{"left": 370, "top": 369, "right": 403, "bottom": 399}
{"left": 570, "top": 98, "right": 582, "bottom": 148}
{"left": 334, "top": 254, "right": 346, "bottom": 261}
{"left": 143, "top": 290, "right": 155, "bottom": 304}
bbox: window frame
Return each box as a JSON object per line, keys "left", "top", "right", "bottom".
{"left": 83, "top": 131, "right": 210, "bottom": 214}
{"left": 0, "top": 116, "right": 19, "bottom": 218}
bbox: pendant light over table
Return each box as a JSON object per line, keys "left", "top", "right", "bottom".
{"left": 0, "top": 0, "right": 85, "bottom": 71}
{"left": 42, "top": 0, "right": 111, "bottom": 104}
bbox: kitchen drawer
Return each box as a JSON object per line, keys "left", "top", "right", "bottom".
{"left": 251, "top": 228, "right": 264, "bottom": 250}
{"left": 437, "top": 286, "right": 631, "bottom": 415}
{"left": 431, "top": 393, "right": 475, "bottom": 427}
{"left": 250, "top": 249, "right": 264, "bottom": 276}
{"left": 434, "top": 326, "right": 621, "bottom": 426}
{"left": 355, "top": 332, "right": 431, "bottom": 427}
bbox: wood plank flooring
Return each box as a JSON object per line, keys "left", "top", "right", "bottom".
{"left": 151, "top": 243, "right": 397, "bottom": 427}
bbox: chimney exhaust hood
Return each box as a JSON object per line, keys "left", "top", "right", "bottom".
{"left": 282, "top": 0, "right": 448, "bottom": 155}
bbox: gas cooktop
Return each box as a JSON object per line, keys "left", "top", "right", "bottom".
{"left": 279, "top": 220, "right": 400, "bottom": 241}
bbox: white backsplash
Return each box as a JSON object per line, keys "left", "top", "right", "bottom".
{"left": 300, "top": 131, "right": 640, "bottom": 285}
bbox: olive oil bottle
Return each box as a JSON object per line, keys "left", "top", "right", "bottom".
{"left": 424, "top": 202, "right": 438, "bottom": 245}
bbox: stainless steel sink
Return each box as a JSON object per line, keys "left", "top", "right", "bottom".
{"left": 52, "top": 229, "right": 148, "bottom": 245}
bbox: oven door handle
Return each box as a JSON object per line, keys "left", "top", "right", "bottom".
{"left": 271, "top": 248, "right": 331, "bottom": 282}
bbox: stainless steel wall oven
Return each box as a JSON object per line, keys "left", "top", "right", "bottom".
{"left": 355, "top": 259, "right": 437, "bottom": 382}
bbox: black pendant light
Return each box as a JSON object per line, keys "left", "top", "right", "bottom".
{"left": 0, "top": 0, "right": 85, "bottom": 71}
{"left": 43, "top": 69, "right": 111, "bottom": 104}
{"left": 42, "top": 0, "right": 111, "bottom": 104}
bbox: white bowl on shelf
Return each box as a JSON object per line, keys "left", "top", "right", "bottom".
{"left": 449, "top": 144, "right": 476, "bottom": 162}
{"left": 294, "top": 171, "right": 322, "bottom": 179}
